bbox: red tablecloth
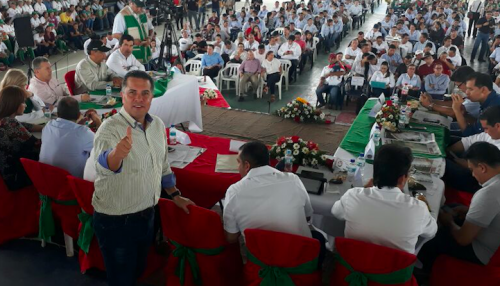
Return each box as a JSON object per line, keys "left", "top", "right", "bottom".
{"left": 172, "top": 132, "right": 240, "bottom": 208}
{"left": 199, "top": 87, "right": 231, "bottom": 109}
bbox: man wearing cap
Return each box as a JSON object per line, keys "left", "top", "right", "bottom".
{"left": 107, "top": 35, "right": 145, "bottom": 78}
{"left": 112, "top": 0, "right": 153, "bottom": 64}
{"left": 75, "top": 40, "right": 122, "bottom": 94}
{"left": 317, "top": 53, "right": 345, "bottom": 109}
{"left": 278, "top": 35, "right": 301, "bottom": 83}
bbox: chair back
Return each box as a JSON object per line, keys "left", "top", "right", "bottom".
{"left": 243, "top": 229, "right": 322, "bottom": 286}
{"left": 274, "top": 27, "right": 284, "bottom": 35}
{"left": 184, "top": 60, "right": 202, "bottom": 76}
{"left": 279, "top": 59, "right": 292, "bottom": 73}
{"left": 313, "top": 36, "right": 320, "bottom": 46}
{"left": 331, "top": 237, "right": 417, "bottom": 286}
{"left": 66, "top": 176, "right": 95, "bottom": 215}
{"left": 159, "top": 198, "right": 242, "bottom": 286}
{"left": 221, "top": 63, "right": 240, "bottom": 79}
{"left": 193, "top": 54, "right": 204, "bottom": 60}
{"left": 65, "top": 70, "right": 77, "bottom": 95}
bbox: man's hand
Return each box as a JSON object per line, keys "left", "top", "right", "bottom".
{"left": 112, "top": 77, "right": 123, "bottom": 87}
{"left": 439, "top": 209, "right": 454, "bottom": 226}
{"left": 451, "top": 94, "right": 465, "bottom": 113}
{"left": 114, "top": 126, "right": 133, "bottom": 160}
{"left": 453, "top": 205, "right": 469, "bottom": 220}
{"left": 417, "top": 194, "right": 430, "bottom": 210}
{"left": 81, "top": 93, "right": 91, "bottom": 102}
{"left": 418, "top": 93, "right": 431, "bottom": 107}
{"left": 429, "top": 84, "right": 435, "bottom": 89}
{"left": 173, "top": 196, "right": 196, "bottom": 214}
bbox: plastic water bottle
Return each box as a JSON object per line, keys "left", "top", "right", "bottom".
{"left": 169, "top": 125, "right": 177, "bottom": 145}
{"left": 405, "top": 102, "right": 412, "bottom": 124}
{"left": 398, "top": 110, "right": 406, "bottom": 129}
{"left": 106, "top": 84, "right": 112, "bottom": 101}
{"left": 346, "top": 159, "right": 357, "bottom": 185}
{"left": 373, "top": 126, "right": 381, "bottom": 147}
{"left": 355, "top": 153, "right": 365, "bottom": 169}
{"left": 284, "top": 149, "right": 293, "bottom": 172}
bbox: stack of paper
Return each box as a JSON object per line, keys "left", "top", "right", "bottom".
{"left": 411, "top": 110, "right": 452, "bottom": 129}
{"left": 167, "top": 145, "right": 205, "bottom": 169}
{"left": 215, "top": 154, "right": 239, "bottom": 173}
{"left": 382, "top": 130, "right": 442, "bottom": 156}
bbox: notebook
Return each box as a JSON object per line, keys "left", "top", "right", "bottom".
{"left": 370, "top": 81, "right": 387, "bottom": 89}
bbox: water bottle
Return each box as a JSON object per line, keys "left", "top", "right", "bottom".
{"left": 346, "top": 159, "right": 357, "bottom": 185}
{"left": 355, "top": 153, "right": 365, "bottom": 169}
{"left": 373, "top": 126, "right": 381, "bottom": 147}
{"left": 284, "top": 149, "right": 293, "bottom": 172}
{"left": 166, "top": 62, "right": 172, "bottom": 77}
{"left": 398, "top": 110, "right": 406, "bottom": 129}
{"left": 106, "top": 84, "right": 112, "bottom": 101}
{"left": 405, "top": 102, "right": 412, "bottom": 124}
{"left": 169, "top": 125, "right": 177, "bottom": 145}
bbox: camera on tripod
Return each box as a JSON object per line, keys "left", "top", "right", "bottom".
{"left": 149, "top": 0, "right": 176, "bottom": 25}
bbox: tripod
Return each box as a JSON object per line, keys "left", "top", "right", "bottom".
{"left": 157, "top": 14, "right": 185, "bottom": 73}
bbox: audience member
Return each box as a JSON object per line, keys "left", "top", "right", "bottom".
{"left": 106, "top": 35, "right": 145, "bottom": 78}
{"left": 201, "top": 44, "right": 224, "bottom": 80}
{"left": 238, "top": 50, "right": 260, "bottom": 101}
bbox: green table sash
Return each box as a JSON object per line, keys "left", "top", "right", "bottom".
{"left": 81, "top": 79, "right": 169, "bottom": 110}
{"left": 246, "top": 250, "right": 318, "bottom": 286}
{"left": 38, "top": 194, "right": 78, "bottom": 241}
{"left": 335, "top": 253, "right": 414, "bottom": 286}
{"left": 170, "top": 239, "right": 225, "bottom": 285}
{"left": 339, "top": 100, "right": 448, "bottom": 159}
{"left": 77, "top": 210, "right": 94, "bottom": 254}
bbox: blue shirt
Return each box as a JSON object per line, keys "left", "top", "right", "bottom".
{"left": 201, "top": 52, "right": 224, "bottom": 68}
{"left": 39, "top": 118, "right": 94, "bottom": 178}
{"left": 464, "top": 91, "right": 500, "bottom": 136}
{"left": 424, "top": 74, "right": 450, "bottom": 95}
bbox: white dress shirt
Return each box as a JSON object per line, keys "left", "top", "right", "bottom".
{"left": 278, "top": 41, "right": 302, "bottom": 60}
{"left": 370, "top": 71, "right": 395, "bottom": 88}
{"left": 106, "top": 49, "right": 145, "bottom": 78}
{"left": 243, "top": 40, "right": 259, "bottom": 51}
{"left": 106, "top": 37, "right": 119, "bottom": 49}
{"left": 343, "top": 46, "right": 361, "bottom": 64}
{"left": 462, "top": 132, "right": 500, "bottom": 151}
{"left": 223, "top": 166, "right": 313, "bottom": 239}
{"left": 261, "top": 58, "right": 281, "bottom": 74}
{"left": 332, "top": 186, "right": 437, "bottom": 254}
{"left": 33, "top": 2, "right": 47, "bottom": 14}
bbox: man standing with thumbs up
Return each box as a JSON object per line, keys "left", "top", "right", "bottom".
{"left": 92, "top": 70, "right": 194, "bottom": 286}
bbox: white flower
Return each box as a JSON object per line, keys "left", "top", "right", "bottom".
{"left": 294, "top": 108, "right": 298, "bottom": 111}
{"left": 293, "top": 149, "right": 299, "bottom": 156}
{"left": 276, "top": 156, "right": 281, "bottom": 160}
{"left": 391, "top": 122, "right": 396, "bottom": 126}
{"left": 305, "top": 111, "right": 309, "bottom": 115}
{"left": 303, "top": 158, "right": 309, "bottom": 165}
{"left": 389, "top": 115, "right": 393, "bottom": 119}
{"left": 311, "top": 159, "right": 318, "bottom": 165}
{"left": 293, "top": 143, "right": 300, "bottom": 150}
{"left": 319, "top": 113, "right": 325, "bottom": 119}
{"left": 311, "top": 150, "right": 317, "bottom": 155}
{"left": 276, "top": 147, "right": 281, "bottom": 153}
{"left": 314, "top": 116, "right": 318, "bottom": 120}
{"left": 284, "top": 115, "right": 289, "bottom": 118}
{"left": 321, "top": 155, "right": 328, "bottom": 160}
{"left": 302, "top": 147, "right": 309, "bottom": 154}
{"left": 281, "top": 143, "right": 286, "bottom": 148}
{"left": 300, "top": 116, "right": 304, "bottom": 121}
{"left": 287, "top": 139, "right": 293, "bottom": 143}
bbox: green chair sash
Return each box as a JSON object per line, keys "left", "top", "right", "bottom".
{"left": 153, "top": 77, "right": 169, "bottom": 97}
{"left": 334, "top": 253, "right": 414, "bottom": 286}
{"left": 38, "top": 194, "right": 78, "bottom": 241}
{"left": 77, "top": 210, "right": 94, "bottom": 254}
{"left": 170, "top": 239, "right": 225, "bottom": 285}
{"left": 246, "top": 249, "right": 318, "bottom": 286}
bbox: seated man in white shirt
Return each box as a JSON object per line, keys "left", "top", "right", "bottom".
{"left": 332, "top": 144, "right": 437, "bottom": 254}
{"left": 105, "top": 32, "right": 119, "bottom": 50}
{"left": 444, "top": 106, "right": 500, "bottom": 194}
{"left": 419, "top": 142, "right": 500, "bottom": 270}
{"left": 106, "top": 35, "right": 145, "bottom": 78}
{"left": 278, "top": 35, "right": 302, "bottom": 83}
{"left": 223, "top": 141, "right": 326, "bottom": 266}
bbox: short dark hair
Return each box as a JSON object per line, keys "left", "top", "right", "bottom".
{"left": 479, "top": 106, "right": 500, "bottom": 126}
{"left": 122, "top": 70, "right": 154, "bottom": 92}
{"left": 0, "top": 86, "right": 26, "bottom": 118}
{"left": 57, "top": 97, "right": 80, "bottom": 121}
{"left": 373, "top": 144, "right": 413, "bottom": 188}
{"left": 238, "top": 141, "right": 269, "bottom": 168}
{"left": 466, "top": 72, "right": 493, "bottom": 91}
{"left": 119, "top": 34, "right": 134, "bottom": 45}
{"left": 451, "top": 66, "right": 475, "bottom": 82}
{"left": 389, "top": 44, "right": 396, "bottom": 49}
{"left": 464, "top": 142, "right": 500, "bottom": 168}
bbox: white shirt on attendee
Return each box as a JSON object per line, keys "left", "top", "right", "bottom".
{"left": 266, "top": 42, "right": 280, "bottom": 55}
{"left": 373, "top": 41, "right": 389, "bottom": 53}
{"left": 223, "top": 165, "right": 313, "bottom": 239}
{"left": 278, "top": 41, "right": 301, "bottom": 60}
{"left": 332, "top": 186, "right": 437, "bottom": 254}
{"left": 178, "top": 36, "right": 193, "bottom": 52}
{"left": 106, "top": 49, "right": 145, "bottom": 78}
{"left": 244, "top": 40, "right": 259, "bottom": 51}
{"left": 462, "top": 132, "right": 500, "bottom": 151}
{"left": 105, "top": 37, "right": 118, "bottom": 49}
{"left": 34, "top": 2, "right": 47, "bottom": 14}
{"left": 370, "top": 71, "right": 395, "bottom": 88}
{"left": 343, "top": 46, "right": 361, "bottom": 64}
{"left": 261, "top": 58, "right": 281, "bottom": 74}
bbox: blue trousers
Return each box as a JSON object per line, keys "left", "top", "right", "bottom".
{"left": 316, "top": 84, "right": 341, "bottom": 106}
{"left": 470, "top": 32, "right": 489, "bottom": 61}
{"left": 93, "top": 207, "right": 155, "bottom": 286}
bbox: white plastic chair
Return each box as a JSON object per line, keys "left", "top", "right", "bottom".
{"left": 218, "top": 63, "right": 241, "bottom": 95}
{"left": 184, "top": 60, "right": 202, "bottom": 76}
{"left": 274, "top": 27, "right": 284, "bottom": 35}
{"left": 193, "top": 53, "right": 204, "bottom": 60}
{"left": 259, "top": 72, "right": 284, "bottom": 100}
{"left": 279, "top": 59, "right": 292, "bottom": 91}
{"left": 312, "top": 37, "right": 320, "bottom": 62}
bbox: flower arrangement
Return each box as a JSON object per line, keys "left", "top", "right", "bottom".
{"left": 270, "top": 136, "right": 328, "bottom": 168}
{"left": 201, "top": 89, "right": 218, "bottom": 101}
{"left": 275, "top": 97, "right": 330, "bottom": 124}
{"left": 375, "top": 100, "right": 400, "bottom": 132}
{"left": 102, "top": 108, "right": 118, "bottom": 120}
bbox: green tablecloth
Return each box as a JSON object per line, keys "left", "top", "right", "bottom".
{"left": 80, "top": 77, "right": 169, "bottom": 110}
{"left": 339, "top": 99, "right": 449, "bottom": 159}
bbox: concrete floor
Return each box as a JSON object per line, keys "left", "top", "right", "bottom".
{"left": 0, "top": 1, "right": 491, "bottom": 285}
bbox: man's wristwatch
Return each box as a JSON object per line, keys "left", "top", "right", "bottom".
{"left": 170, "top": 190, "right": 182, "bottom": 199}
{"left": 427, "top": 103, "right": 434, "bottom": 111}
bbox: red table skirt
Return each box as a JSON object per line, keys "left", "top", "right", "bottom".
{"left": 172, "top": 132, "right": 241, "bottom": 208}
{"left": 199, "top": 87, "right": 231, "bottom": 109}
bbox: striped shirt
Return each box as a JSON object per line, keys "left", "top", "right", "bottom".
{"left": 92, "top": 108, "right": 174, "bottom": 215}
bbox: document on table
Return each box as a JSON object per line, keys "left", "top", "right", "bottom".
{"left": 382, "top": 130, "right": 442, "bottom": 156}
{"left": 167, "top": 144, "right": 205, "bottom": 169}
{"left": 411, "top": 110, "right": 452, "bottom": 129}
{"left": 229, "top": 140, "right": 246, "bottom": 153}
{"left": 368, "top": 94, "right": 386, "bottom": 118}
{"left": 215, "top": 154, "right": 239, "bottom": 173}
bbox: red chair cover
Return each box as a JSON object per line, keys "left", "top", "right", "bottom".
{"left": 430, "top": 249, "right": 500, "bottom": 286}
{"left": 444, "top": 186, "right": 473, "bottom": 206}
{"left": 158, "top": 198, "right": 243, "bottom": 286}
{"left": 331, "top": 237, "right": 418, "bottom": 286}
{"left": 20, "top": 158, "right": 80, "bottom": 239}
{"left": 66, "top": 176, "right": 105, "bottom": 273}
{"left": 0, "top": 176, "right": 39, "bottom": 245}
{"left": 64, "top": 70, "right": 76, "bottom": 96}
{"left": 243, "top": 229, "right": 323, "bottom": 286}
